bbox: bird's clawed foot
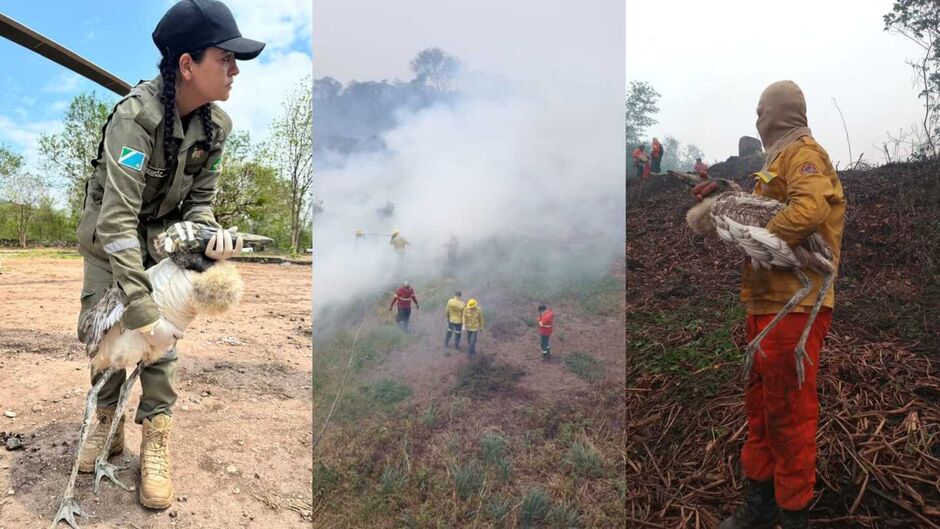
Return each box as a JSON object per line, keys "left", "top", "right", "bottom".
{"left": 741, "top": 339, "right": 766, "bottom": 381}
{"left": 794, "top": 344, "right": 812, "bottom": 389}
{"left": 94, "top": 458, "right": 130, "bottom": 493}
{"left": 50, "top": 496, "right": 90, "bottom": 529}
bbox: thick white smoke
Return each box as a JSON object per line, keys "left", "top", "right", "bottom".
{"left": 314, "top": 69, "right": 625, "bottom": 321}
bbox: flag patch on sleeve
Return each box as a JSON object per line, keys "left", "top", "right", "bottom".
{"left": 209, "top": 158, "right": 222, "bottom": 172}
{"left": 118, "top": 147, "right": 145, "bottom": 172}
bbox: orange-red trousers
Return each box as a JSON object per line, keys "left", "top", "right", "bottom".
{"left": 741, "top": 310, "right": 832, "bottom": 510}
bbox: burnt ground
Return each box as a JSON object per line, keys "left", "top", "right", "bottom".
{"left": 626, "top": 161, "right": 939, "bottom": 528}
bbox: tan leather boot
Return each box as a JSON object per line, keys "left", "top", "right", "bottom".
{"left": 139, "top": 414, "right": 173, "bottom": 509}
{"left": 77, "top": 408, "right": 124, "bottom": 473}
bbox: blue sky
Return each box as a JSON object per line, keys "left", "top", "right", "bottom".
{"left": 0, "top": 0, "right": 312, "bottom": 165}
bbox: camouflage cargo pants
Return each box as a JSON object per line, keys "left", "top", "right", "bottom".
{"left": 78, "top": 259, "right": 178, "bottom": 424}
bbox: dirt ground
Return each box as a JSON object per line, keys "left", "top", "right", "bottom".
{"left": 0, "top": 251, "right": 312, "bottom": 529}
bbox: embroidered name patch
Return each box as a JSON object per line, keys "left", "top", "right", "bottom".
{"left": 800, "top": 162, "right": 818, "bottom": 175}
{"left": 144, "top": 164, "right": 168, "bottom": 178}
{"left": 118, "top": 147, "right": 145, "bottom": 172}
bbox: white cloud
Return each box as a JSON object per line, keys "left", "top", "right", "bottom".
{"left": 222, "top": 0, "right": 312, "bottom": 53}
{"left": 0, "top": 115, "right": 60, "bottom": 150}
{"left": 0, "top": 114, "right": 64, "bottom": 177}
{"left": 42, "top": 72, "right": 82, "bottom": 93}
{"left": 216, "top": 50, "right": 311, "bottom": 144}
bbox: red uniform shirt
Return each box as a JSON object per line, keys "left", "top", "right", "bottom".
{"left": 538, "top": 309, "right": 554, "bottom": 336}
{"left": 632, "top": 147, "right": 648, "bottom": 163}
{"left": 693, "top": 161, "right": 709, "bottom": 177}
{"left": 390, "top": 286, "right": 418, "bottom": 309}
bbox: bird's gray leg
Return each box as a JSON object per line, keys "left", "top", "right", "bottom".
{"left": 94, "top": 362, "right": 142, "bottom": 493}
{"left": 741, "top": 270, "right": 813, "bottom": 382}
{"left": 793, "top": 269, "right": 836, "bottom": 388}
{"left": 50, "top": 367, "right": 117, "bottom": 529}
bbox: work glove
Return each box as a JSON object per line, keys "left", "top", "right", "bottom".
{"left": 692, "top": 180, "right": 719, "bottom": 202}
{"left": 162, "top": 221, "right": 202, "bottom": 254}
{"left": 205, "top": 228, "right": 244, "bottom": 261}
{"left": 138, "top": 318, "right": 184, "bottom": 351}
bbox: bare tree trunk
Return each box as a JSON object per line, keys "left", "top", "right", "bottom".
{"left": 916, "top": 47, "right": 937, "bottom": 158}
{"left": 16, "top": 204, "right": 29, "bottom": 248}
{"left": 832, "top": 98, "right": 853, "bottom": 166}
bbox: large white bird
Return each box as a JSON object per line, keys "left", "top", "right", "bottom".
{"left": 51, "top": 223, "right": 252, "bottom": 529}
{"left": 671, "top": 171, "right": 836, "bottom": 388}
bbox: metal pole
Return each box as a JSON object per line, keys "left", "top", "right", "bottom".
{"left": 0, "top": 13, "right": 130, "bottom": 96}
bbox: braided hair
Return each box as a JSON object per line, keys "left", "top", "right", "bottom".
{"left": 158, "top": 48, "right": 216, "bottom": 166}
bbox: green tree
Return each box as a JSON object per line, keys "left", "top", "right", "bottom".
{"left": 37, "top": 92, "right": 112, "bottom": 221}
{"left": 213, "top": 130, "right": 291, "bottom": 242}
{"left": 265, "top": 76, "right": 313, "bottom": 253}
{"left": 660, "top": 136, "right": 706, "bottom": 172}
{"left": 625, "top": 81, "right": 660, "bottom": 149}
{"left": 0, "top": 144, "right": 50, "bottom": 247}
{"left": 884, "top": 0, "right": 940, "bottom": 158}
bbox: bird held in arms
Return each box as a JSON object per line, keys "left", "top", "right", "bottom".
{"left": 670, "top": 171, "right": 836, "bottom": 388}
{"left": 51, "top": 222, "right": 271, "bottom": 529}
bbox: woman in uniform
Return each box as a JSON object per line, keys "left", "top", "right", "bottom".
{"left": 73, "top": 0, "right": 264, "bottom": 511}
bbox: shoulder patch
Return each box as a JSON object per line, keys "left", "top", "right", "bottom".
{"left": 118, "top": 147, "right": 146, "bottom": 172}
{"left": 209, "top": 158, "right": 222, "bottom": 172}
{"left": 799, "top": 162, "right": 818, "bottom": 175}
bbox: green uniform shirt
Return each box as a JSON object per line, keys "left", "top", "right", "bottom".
{"left": 77, "top": 75, "right": 232, "bottom": 330}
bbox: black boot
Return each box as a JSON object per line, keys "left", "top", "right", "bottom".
{"left": 779, "top": 508, "right": 808, "bottom": 529}
{"left": 718, "top": 479, "right": 778, "bottom": 529}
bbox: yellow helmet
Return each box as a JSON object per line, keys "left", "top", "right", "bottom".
{"left": 467, "top": 299, "right": 478, "bottom": 308}
{"left": 391, "top": 229, "right": 400, "bottom": 237}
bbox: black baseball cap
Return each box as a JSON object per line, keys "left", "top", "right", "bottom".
{"left": 153, "top": 0, "right": 266, "bottom": 60}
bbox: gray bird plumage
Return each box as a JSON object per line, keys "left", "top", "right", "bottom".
{"left": 79, "top": 286, "right": 124, "bottom": 360}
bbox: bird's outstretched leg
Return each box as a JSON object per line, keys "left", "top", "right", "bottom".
{"left": 50, "top": 367, "right": 117, "bottom": 529}
{"left": 94, "top": 362, "right": 142, "bottom": 494}
{"left": 793, "top": 269, "right": 836, "bottom": 388}
{"left": 741, "top": 269, "right": 813, "bottom": 382}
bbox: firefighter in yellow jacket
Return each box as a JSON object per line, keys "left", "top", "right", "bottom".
{"left": 445, "top": 291, "right": 465, "bottom": 349}
{"left": 698, "top": 81, "right": 845, "bottom": 529}
{"left": 74, "top": 0, "right": 264, "bottom": 511}
{"left": 461, "top": 298, "right": 484, "bottom": 355}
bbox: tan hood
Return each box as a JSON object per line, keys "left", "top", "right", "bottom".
{"left": 756, "top": 80, "right": 812, "bottom": 169}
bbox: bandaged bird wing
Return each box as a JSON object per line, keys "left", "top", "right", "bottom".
{"left": 80, "top": 285, "right": 125, "bottom": 358}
